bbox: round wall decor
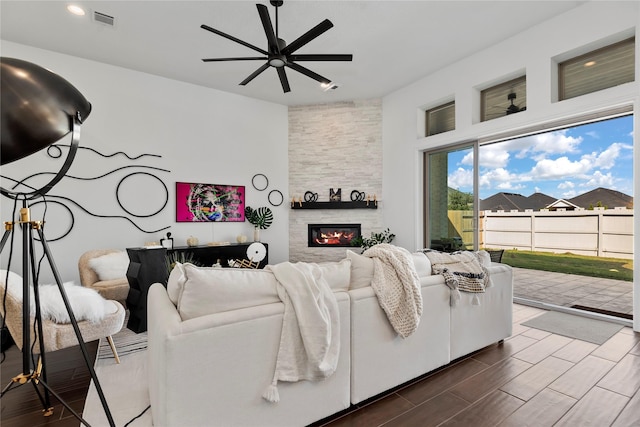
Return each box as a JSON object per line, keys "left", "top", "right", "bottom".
{"left": 268, "top": 189, "right": 284, "bottom": 206}
{"left": 252, "top": 173, "right": 269, "bottom": 191}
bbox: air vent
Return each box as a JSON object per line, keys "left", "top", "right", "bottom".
{"left": 93, "top": 11, "right": 115, "bottom": 26}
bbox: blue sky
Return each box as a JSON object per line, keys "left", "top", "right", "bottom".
{"left": 447, "top": 115, "right": 634, "bottom": 200}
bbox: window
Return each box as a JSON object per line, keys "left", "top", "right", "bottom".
{"left": 559, "top": 37, "right": 635, "bottom": 100}
{"left": 425, "top": 101, "right": 455, "bottom": 136}
{"left": 481, "top": 76, "right": 526, "bottom": 122}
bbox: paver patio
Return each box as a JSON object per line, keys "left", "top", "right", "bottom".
{"left": 512, "top": 267, "right": 633, "bottom": 317}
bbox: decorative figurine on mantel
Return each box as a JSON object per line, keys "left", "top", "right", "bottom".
{"left": 330, "top": 188, "right": 342, "bottom": 202}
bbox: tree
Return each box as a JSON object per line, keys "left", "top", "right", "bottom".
{"left": 448, "top": 190, "right": 473, "bottom": 210}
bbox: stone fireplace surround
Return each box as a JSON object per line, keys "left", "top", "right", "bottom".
{"left": 289, "top": 99, "right": 383, "bottom": 263}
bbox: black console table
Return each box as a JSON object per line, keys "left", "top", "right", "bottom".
{"left": 126, "top": 243, "right": 268, "bottom": 333}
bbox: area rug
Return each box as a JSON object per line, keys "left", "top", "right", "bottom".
{"left": 82, "top": 328, "right": 152, "bottom": 426}
{"left": 521, "top": 310, "right": 624, "bottom": 345}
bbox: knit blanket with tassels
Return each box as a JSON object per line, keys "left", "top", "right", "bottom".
{"left": 423, "top": 250, "right": 492, "bottom": 306}
{"left": 362, "top": 244, "right": 422, "bottom": 338}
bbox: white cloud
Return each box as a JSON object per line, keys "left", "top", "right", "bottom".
{"left": 476, "top": 145, "right": 510, "bottom": 168}
{"left": 582, "top": 171, "right": 614, "bottom": 188}
{"left": 584, "top": 142, "right": 627, "bottom": 170}
{"left": 557, "top": 181, "right": 575, "bottom": 190}
{"left": 448, "top": 167, "right": 473, "bottom": 189}
{"left": 586, "top": 131, "right": 599, "bottom": 139}
{"left": 529, "top": 156, "right": 591, "bottom": 179}
{"left": 496, "top": 182, "right": 526, "bottom": 190}
{"left": 561, "top": 190, "right": 578, "bottom": 199}
{"left": 478, "top": 168, "right": 524, "bottom": 189}
{"left": 508, "top": 130, "right": 582, "bottom": 159}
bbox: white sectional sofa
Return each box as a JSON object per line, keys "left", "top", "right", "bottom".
{"left": 146, "top": 250, "right": 513, "bottom": 427}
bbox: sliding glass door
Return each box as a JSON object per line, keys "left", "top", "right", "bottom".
{"left": 425, "top": 144, "right": 476, "bottom": 252}
{"left": 424, "top": 114, "right": 634, "bottom": 320}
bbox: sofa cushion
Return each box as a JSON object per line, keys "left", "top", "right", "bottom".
{"left": 88, "top": 251, "right": 129, "bottom": 281}
{"left": 317, "top": 259, "right": 351, "bottom": 292}
{"left": 177, "top": 264, "right": 280, "bottom": 320}
{"left": 346, "top": 250, "right": 374, "bottom": 289}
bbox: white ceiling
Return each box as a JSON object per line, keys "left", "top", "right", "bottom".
{"left": 1, "top": 1, "right": 584, "bottom": 106}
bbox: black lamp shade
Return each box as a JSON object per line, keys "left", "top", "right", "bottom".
{"left": 1, "top": 57, "right": 91, "bottom": 165}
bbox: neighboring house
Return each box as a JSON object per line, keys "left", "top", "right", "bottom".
{"left": 480, "top": 188, "right": 633, "bottom": 212}
{"left": 480, "top": 192, "right": 555, "bottom": 212}
{"left": 568, "top": 187, "right": 634, "bottom": 210}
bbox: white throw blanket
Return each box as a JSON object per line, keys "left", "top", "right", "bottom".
{"left": 263, "top": 262, "right": 340, "bottom": 403}
{"left": 363, "top": 244, "right": 423, "bottom": 338}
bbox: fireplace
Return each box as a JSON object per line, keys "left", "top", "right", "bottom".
{"left": 308, "top": 224, "right": 361, "bottom": 247}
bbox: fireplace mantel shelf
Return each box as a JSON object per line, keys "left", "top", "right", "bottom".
{"left": 291, "top": 201, "right": 377, "bottom": 209}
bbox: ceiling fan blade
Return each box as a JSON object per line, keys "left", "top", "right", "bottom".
{"left": 288, "top": 54, "right": 353, "bottom": 62}
{"left": 286, "top": 62, "right": 330, "bottom": 84}
{"left": 257, "top": 4, "right": 280, "bottom": 54}
{"left": 201, "top": 24, "right": 269, "bottom": 56}
{"left": 277, "top": 68, "right": 291, "bottom": 93}
{"left": 202, "top": 57, "right": 267, "bottom": 62}
{"left": 282, "top": 19, "right": 333, "bottom": 55}
{"left": 240, "top": 63, "right": 270, "bottom": 86}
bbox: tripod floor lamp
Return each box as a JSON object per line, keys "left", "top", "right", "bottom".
{"left": 0, "top": 57, "right": 115, "bottom": 427}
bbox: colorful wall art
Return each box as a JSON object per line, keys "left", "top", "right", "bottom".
{"left": 176, "top": 182, "right": 245, "bottom": 222}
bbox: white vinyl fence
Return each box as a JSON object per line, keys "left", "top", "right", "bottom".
{"left": 478, "top": 207, "right": 633, "bottom": 259}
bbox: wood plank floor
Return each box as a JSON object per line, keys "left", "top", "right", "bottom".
{"left": 1, "top": 304, "right": 638, "bottom": 426}
{"left": 317, "top": 304, "right": 640, "bottom": 427}
{"left": 0, "top": 341, "right": 98, "bottom": 427}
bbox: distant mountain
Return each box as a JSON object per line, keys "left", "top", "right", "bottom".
{"left": 480, "top": 188, "right": 632, "bottom": 212}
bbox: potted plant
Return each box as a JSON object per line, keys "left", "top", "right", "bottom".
{"left": 350, "top": 228, "right": 395, "bottom": 251}
{"left": 245, "top": 206, "right": 273, "bottom": 242}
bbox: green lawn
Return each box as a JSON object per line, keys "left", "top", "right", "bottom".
{"left": 500, "top": 250, "right": 633, "bottom": 282}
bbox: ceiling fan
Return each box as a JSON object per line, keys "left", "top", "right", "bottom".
{"left": 505, "top": 92, "right": 526, "bottom": 114}
{"left": 200, "top": 0, "right": 353, "bottom": 93}
{"left": 486, "top": 92, "right": 526, "bottom": 119}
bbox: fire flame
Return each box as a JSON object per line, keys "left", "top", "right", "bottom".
{"left": 315, "top": 230, "right": 356, "bottom": 245}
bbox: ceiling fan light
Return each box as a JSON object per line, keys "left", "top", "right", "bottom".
{"left": 268, "top": 58, "right": 286, "bottom": 68}
{"left": 321, "top": 82, "right": 339, "bottom": 91}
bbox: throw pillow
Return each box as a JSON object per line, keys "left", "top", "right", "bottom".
{"left": 316, "top": 259, "right": 351, "bottom": 292}
{"left": 475, "top": 250, "right": 492, "bottom": 268}
{"left": 88, "top": 251, "right": 129, "bottom": 281}
{"left": 166, "top": 262, "right": 187, "bottom": 305}
{"left": 411, "top": 252, "right": 432, "bottom": 278}
{"left": 346, "top": 250, "right": 374, "bottom": 289}
{"left": 178, "top": 265, "right": 280, "bottom": 320}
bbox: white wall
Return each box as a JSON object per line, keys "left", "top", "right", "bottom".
{"left": 1, "top": 41, "right": 289, "bottom": 283}
{"left": 381, "top": 1, "right": 640, "bottom": 329}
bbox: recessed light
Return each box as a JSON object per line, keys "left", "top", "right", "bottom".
{"left": 584, "top": 60, "right": 596, "bottom": 67}
{"left": 67, "top": 5, "right": 86, "bottom": 16}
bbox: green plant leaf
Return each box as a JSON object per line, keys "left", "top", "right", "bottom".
{"left": 244, "top": 206, "right": 273, "bottom": 229}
